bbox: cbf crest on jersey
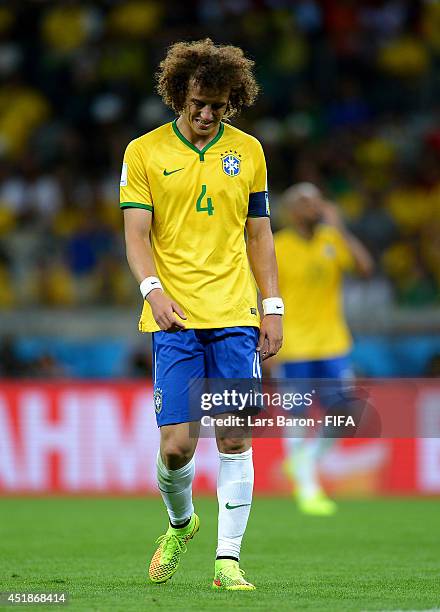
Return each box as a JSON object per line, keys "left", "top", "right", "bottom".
{"left": 324, "top": 243, "right": 336, "bottom": 258}
{"left": 153, "top": 387, "right": 163, "bottom": 414}
{"left": 221, "top": 150, "right": 241, "bottom": 176}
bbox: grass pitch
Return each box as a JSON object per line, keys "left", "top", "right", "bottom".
{"left": 0, "top": 497, "right": 439, "bottom": 611}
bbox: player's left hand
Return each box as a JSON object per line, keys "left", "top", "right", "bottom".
{"left": 320, "top": 201, "right": 344, "bottom": 230}
{"left": 257, "top": 315, "right": 283, "bottom": 361}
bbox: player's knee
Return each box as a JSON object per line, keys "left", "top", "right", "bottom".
{"left": 161, "top": 443, "right": 193, "bottom": 469}
{"left": 217, "top": 437, "right": 249, "bottom": 454}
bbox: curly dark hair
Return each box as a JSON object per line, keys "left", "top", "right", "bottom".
{"left": 156, "top": 38, "right": 259, "bottom": 119}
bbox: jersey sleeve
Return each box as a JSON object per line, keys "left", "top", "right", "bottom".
{"left": 120, "top": 139, "right": 153, "bottom": 211}
{"left": 248, "top": 140, "right": 270, "bottom": 218}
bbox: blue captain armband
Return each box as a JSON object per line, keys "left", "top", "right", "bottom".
{"left": 248, "top": 191, "right": 270, "bottom": 217}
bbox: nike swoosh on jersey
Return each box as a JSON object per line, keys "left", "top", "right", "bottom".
{"left": 225, "top": 502, "right": 251, "bottom": 510}
{"left": 163, "top": 168, "right": 184, "bottom": 176}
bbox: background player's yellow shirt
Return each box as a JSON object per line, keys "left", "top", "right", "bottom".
{"left": 120, "top": 121, "right": 269, "bottom": 332}
{"left": 275, "top": 225, "right": 354, "bottom": 361}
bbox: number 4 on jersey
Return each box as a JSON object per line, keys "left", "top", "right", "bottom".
{"left": 196, "top": 184, "right": 214, "bottom": 216}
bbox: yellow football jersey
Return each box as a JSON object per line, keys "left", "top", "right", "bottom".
{"left": 120, "top": 120, "right": 269, "bottom": 332}
{"left": 274, "top": 225, "right": 354, "bottom": 360}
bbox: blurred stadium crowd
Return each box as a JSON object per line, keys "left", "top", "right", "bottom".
{"left": 1, "top": 0, "right": 440, "bottom": 310}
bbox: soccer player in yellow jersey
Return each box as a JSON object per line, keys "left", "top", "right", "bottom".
{"left": 120, "top": 39, "right": 283, "bottom": 590}
{"left": 274, "top": 183, "right": 372, "bottom": 515}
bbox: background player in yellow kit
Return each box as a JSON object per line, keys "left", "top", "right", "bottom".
{"left": 120, "top": 39, "right": 283, "bottom": 589}
{"left": 274, "top": 183, "right": 373, "bottom": 515}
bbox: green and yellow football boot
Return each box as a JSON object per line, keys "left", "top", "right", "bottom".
{"left": 148, "top": 513, "right": 199, "bottom": 583}
{"left": 297, "top": 491, "right": 337, "bottom": 516}
{"left": 212, "top": 559, "right": 256, "bottom": 591}
{"left": 283, "top": 458, "right": 337, "bottom": 516}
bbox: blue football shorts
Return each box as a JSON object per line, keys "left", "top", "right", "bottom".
{"left": 278, "top": 354, "right": 354, "bottom": 412}
{"left": 151, "top": 326, "right": 261, "bottom": 427}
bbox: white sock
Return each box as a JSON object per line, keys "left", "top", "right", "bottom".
{"left": 156, "top": 452, "right": 195, "bottom": 525}
{"left": 285, "top": 436, "right": 333, "bottom": 499}
{"left": 216, "top": 448, "right": 254, "bottom": 560}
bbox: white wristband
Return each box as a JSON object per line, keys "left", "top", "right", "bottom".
{"left": 262, "top": 297, "right": 284, "bottom": 315}
{"left": 140, "top": 276, "right": 163, "bottom": 299}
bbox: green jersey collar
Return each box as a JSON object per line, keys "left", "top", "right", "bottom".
{"left": 172, "top": 119, "right": 224, "bottom": 161}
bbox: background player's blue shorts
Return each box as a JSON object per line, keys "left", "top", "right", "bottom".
{"left": 278, "top": 354, "right": 354, "bottom": 412}
{"left": 152, "top": 326, "right": 261, "bottom": 427}
{"left": 279, "top": 355, "right": 353, "bottom": 380}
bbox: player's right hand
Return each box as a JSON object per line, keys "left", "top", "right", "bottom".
{"left": 147, "top": 290, "right": 187, "bottom": 331}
